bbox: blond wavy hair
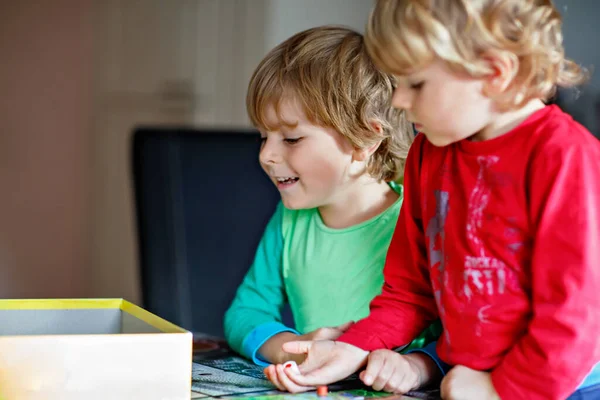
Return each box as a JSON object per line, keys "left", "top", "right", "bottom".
{"left": 247, "top": 26, "right": 413, "bottom": 182}
{"left": 366, "top": 0, "right": 588, "bottom": 109}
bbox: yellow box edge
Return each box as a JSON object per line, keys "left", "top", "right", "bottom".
{"left": 0, "top": 298, "right": 122, "bottom": 310}
{"left": 120, "top": 300, "right": 188, "bottom": 333}
{"left": 0, "top": 299, "right": 189, "bottom": 334}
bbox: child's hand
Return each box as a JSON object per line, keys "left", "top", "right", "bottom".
{"left": 264, "top": 361, "right": 305, "bottom": 392}
{"left": 264, "top": 340, "right": 368, "bottom": 392}
{"left": 262, "top": 323, "right": 356, "bottom": 392}
{"left": 360, "top": 350, "right": 435, "bottom": 393}
{"left": 259, "top": 322, "right": 354, "bottom": 366}
{"left": 441, "top": 365, "right": 500, "bottom": 400}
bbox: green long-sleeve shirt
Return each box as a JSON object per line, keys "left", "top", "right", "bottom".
{"left": 224, "top": 182, "right": 440, "bottom": 365}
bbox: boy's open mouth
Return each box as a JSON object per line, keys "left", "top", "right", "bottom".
{"left": 276, "top": 177, "right": 299, "bottom": 184}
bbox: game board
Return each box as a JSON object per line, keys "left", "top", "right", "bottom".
{"left": 192, "top": 358, "right": 275, "bottom": 396}
{"left": 191, "top": 356, "right": 441, "bottom": 399}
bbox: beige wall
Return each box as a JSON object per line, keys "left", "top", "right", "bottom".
{"left": 0, "top": 1, "right": 93, "bottom": 297}
{"left": 0, "top": 0, "right": 375, "bottom": 302}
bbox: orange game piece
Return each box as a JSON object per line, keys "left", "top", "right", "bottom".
{"left": 317, "top": 386, "right": 328, "bottom": 397}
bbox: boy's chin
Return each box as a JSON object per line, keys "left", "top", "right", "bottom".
{"left": 424, "top": 133, "right": 459, "bottom": 147}
{"left": 280, "top": 197, "right": 314, "bottom": 211}
{"left": 280, "top": 199, "right": 303, "bottom": 210}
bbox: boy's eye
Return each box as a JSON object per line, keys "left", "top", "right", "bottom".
{"left": 409, "top": 81, "right": 424, "bottom": 90}
{"left": 260, "top": 137, "right": 267, "bottom": 145}
{"left": 284, "top": 138, "right": 302, "bottom": 144}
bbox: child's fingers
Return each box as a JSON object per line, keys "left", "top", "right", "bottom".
{"left": 268, "top": 365, "right": 286, "bottom": 391}
{"left": 281, "top": 340, "right": 312, "bottom": 355}
{"left": 383, "top": 372, "right": 412, "bottom": 394}
{"left": 277, "top": 363, "right": 313, "bottom": 393}
{"left": 361, "top": 351, "right": 386, "bottom": 386}
{"left": 440, "top": 367, "right": 456, "bottom": 399}
{"left": 282, "top": 361, "right": 330, "bottom": 388}
{"left": 371, "top": 364, "right": 393, "bottom": 392}
{"left": 283, "top": 364, "right": 331, "bottom": 387}
{"left": 282, "top": 360, "right": 301, "bottom": 375}
{"left": 265, "top": 364, "right": 286, "bottom": 392}
{"left": 359, "top": 370, "right": 367, "bottom": 382}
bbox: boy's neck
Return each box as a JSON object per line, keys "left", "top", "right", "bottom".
{"left": 318, "top": 177, "right": 398, "bottom": 229}
{"left": 471, "top": 98, "right": 546, "bottom": 142}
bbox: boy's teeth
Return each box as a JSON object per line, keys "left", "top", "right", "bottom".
{"left": 277, "top": 177, "right": 298, "bottom": 183}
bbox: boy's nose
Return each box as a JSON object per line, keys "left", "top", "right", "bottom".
{"left": 391, "top": 87, "right": 412, "bottom": 110}
{"left": 259, "top": 140, "right": 282, "bottom": 165}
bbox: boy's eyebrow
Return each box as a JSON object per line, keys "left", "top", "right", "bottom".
{"left": 259, "top": 120, "right": 301, "bottom": 135}
{"left": 395, "top": 70, "right": 426, "bottom": 83}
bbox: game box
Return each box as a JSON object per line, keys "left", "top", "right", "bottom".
{"left": 0, "top": 298, "right": 192, "bottom": 400}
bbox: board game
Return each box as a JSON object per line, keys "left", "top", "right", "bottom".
{"left": 190, "top": 336, "right": 441, "bottom": 400}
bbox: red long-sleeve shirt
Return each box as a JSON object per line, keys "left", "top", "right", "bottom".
{"left": 339, "top": 105, "right": 600, "bottom": 399}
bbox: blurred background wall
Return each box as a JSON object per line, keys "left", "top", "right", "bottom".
{"left": 553, "top": 0, "right": 600, "bottom": 134}
{"left": 0, "top": 1, "right": 93, "bottom": 298}
{"left": 0, "top": 0, "right": 597, "bottom": 303}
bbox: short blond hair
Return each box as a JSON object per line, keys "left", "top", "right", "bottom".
{"left": 366, "top": 0, "right": 588, "bottom": 109}
{"left": 247, "top": 26, "right": 413, "bottom": 182}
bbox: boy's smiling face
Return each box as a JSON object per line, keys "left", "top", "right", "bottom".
{"left": 391, "top": 59, "right": 495, "bottom": 146}
{"left": 258, "top": 97, "right": 357, "bottom": 210}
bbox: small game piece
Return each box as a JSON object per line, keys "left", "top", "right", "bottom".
{"left": 317, "top": 385, "right": 328, "bottom": 397}
{"left": 283, "top": 360, "right": 301, "bottom": 374}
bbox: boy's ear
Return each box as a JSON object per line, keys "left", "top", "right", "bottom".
{"left": 482, "top": 50, "right": 519, "bottom": 96}
{"left": 353, "top": 121, "right": 383, "bottom": 161}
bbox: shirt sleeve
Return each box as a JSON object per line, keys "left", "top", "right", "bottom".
{"left": 491, "top": 137, "right": 600, "bottom": 400}
{"left": 407, "top": 340, "right": 452, "bottom": 376}
{"left": 338, "top": 134, "right": 439, "bottom": 351}
{"left": 223, "top": 202, "right": 299, "bottom": 365}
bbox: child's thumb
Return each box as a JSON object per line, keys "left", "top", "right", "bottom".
{"left": 282, "top": 340, "right": 313, "bottom": 355}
